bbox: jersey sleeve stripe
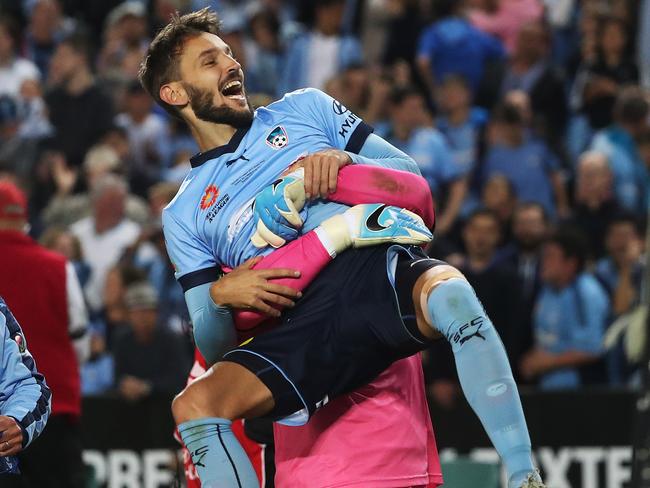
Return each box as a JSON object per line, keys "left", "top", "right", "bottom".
{"left": 178, "top": 266, "right": 222, "bottom": 292}
{"left": 345, "top": 121, "right": 374, "bottom": 154}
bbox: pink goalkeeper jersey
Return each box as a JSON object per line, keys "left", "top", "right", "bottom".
{"left": 273, "top": 354, "right": 443, "bottom": 488}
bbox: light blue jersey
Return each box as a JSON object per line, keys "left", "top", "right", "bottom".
{"left": 163, "top": 88, "right": 374, "bottom": 291}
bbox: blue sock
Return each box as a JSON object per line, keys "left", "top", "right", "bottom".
{"left": 427, "top": 279, "right": 537, "bottom": 488}
{"left": 178, "top": 417, "right": 259, "bottom": 488}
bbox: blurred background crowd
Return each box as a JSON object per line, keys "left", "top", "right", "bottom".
{"left": 0, "top": 0, "right": 648, "bottom": 414}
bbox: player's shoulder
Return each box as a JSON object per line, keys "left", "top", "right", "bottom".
{"left": 272, "top": 87, "right": 329, "bottom": 110}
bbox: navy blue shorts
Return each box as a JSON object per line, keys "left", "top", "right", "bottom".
{"left": 223, "top": 245, "right": 443, "bottom": 425}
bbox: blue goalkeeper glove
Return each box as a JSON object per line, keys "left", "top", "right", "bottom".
{"left": 251, "top": 169, "right": 307, "bottom": 248}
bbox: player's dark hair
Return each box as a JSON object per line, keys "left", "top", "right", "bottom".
{"left": 547, "top": 227, "right": 589, "bottom": 271}
{"left": 138, "top": 8, "right": 221, "bottom": 119}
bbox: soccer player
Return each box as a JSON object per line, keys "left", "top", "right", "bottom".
{"left": 139, "top": 9, "right": 545, "bottom": 488}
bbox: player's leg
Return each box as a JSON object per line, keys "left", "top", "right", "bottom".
{"left": 176, "top": 350, "right": 268, "bottom": 487}
{"left": 172, "top": 361, "right": 274, "bottom": 488}
{"left": 330, "top": 164, "right": 435, "bottom": 228}
{"left": 237, "top": 203, "right": 431, "bottom": 330}
{"left": 395, "top": 257, "right": 541, "bottom": 488}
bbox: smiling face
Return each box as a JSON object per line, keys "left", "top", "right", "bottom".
{"left": 162, "top": 32, "right": 253, "bottom": 127}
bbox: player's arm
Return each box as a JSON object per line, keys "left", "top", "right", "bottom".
{"left": 0, "top": 305, "right": 51, "bottom": 453}
{"left": 163, "top": 209, "right": 301, "bottom": 364}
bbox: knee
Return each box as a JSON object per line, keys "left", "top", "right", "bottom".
{"left": 172, "top": 382, "right": 221, "bottom": 425}
{"left": 415, "top": 265, "right": 485, "bottom": 328}
{"left": 171, "top": 386, "right": 196, "bottom": 425}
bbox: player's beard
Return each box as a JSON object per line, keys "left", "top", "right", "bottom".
{"left": 183, "top": 83, "right": 253, "bottom": 128}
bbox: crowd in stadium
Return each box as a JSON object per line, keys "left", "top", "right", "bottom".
{"left": 0, "top": 0, "right": 648, "bottom": 411}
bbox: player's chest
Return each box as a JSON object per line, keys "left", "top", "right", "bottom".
{"left": 196, "top": 125, "right": 334, "bottom": 234}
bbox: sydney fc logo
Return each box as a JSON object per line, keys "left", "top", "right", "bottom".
{"left": 266, "top": 126, "right": 288, "bottom": 150}
{"left": 200, "top": 185, "right": 219, "bottom": 210}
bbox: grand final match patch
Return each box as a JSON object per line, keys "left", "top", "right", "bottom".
{"left": 266, "top": 126, "right": 288, "bottom": 149}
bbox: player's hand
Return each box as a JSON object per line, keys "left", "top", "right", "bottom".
{"left": 251, "top": 169, "right": 307, "bottom": 249}
{"left": 301, "top": 149, "right": 351, "bottom": 199}
{"left": 210, "top": 257, "right": 302, "bottom": 317}
{"left": 0, "top": 416, "right": 23, "bottom": 456}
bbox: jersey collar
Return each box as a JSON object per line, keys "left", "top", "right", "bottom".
{"left": 190, "top": 123, "right": 252, "bottom": 168}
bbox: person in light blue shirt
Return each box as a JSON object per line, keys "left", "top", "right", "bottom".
{"left": 590, "top": 87, "right": 649, "bottom": 215}
{"left": 416, "top": 0, "right": 505, "bottom": 96}
{"left": 483, "top": 101, "right": 568, "bottom": 218}
{"left": 0, "top": 298, "right": 51, "bottom": 473}
{"left": 436, "top": 74, "right": 489, "bottom": 176}
{"left": 521, "top": 229, "right": 609, "bottom": 389}
{"left": 378, "top": 86, "right": 466, "bottom": 234}
{"left": 278, "top": 0, "right": 362, "bottom": 95}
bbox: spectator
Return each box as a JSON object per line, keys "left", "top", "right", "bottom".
{"left": 42, "top": 145, "right": 149, "bottom": 229}
{"left": 24, "top": 0, "right": 75, "bottom": 77}
{"left": 417, "top": 0, "right": 505, "bottom": 97}
{"left": 573, "top": 16, "right": 639, "bottom": 131}
{"left": 242, "top": 8, "right": 284, "bottom": 97}
{"left": 590, "top": 85, "right": 649, "bottom": 214}
{"left": 520, "top": 228, "right": 609, "bottom": 388}
{"left": 280, "top": 0, "right": 362, "bottom": 93}
{"left": 101, "top": 264, "right": 147, "bottom": 341}
{"left": 568, "top": 151, "right": 623, "bottom": 258}
{"left": 80, "top": 326, "right": 114, "bottom": 396}
{"left": 594, "top": 215, "right": 644, "bottom": 384}
{"left": 495, "top": 202, "right": 549, "bottom": 358}
{"left": 97, "top": 1, "right": 149, "bottom": 82}
{"left": 436, "top": 74, "right": 489, "bottom": 177}
{"left": 70, "top": 174, "right": 141, "bottom": 314}
{"left": 113, "top": 282, "right": 190, "bottom": 402}
{"left": 468, "top": 0, "right": 543, "bottom": 53}
{"left": 498, "top": 21, "right": 567, "bottom": 145}
{"left": 46, "top": 33, "right": 115, "bottom": 168}
{"left": 380, "top": 86, "right": 466, "bottom": 234}
{"left": 594, "top": 215, "right": 644, "bottom": 319}
{"left": 0, "top": 17, "right": 40, "bottom": 100}
{"left": 0, "top": 299, "right": 51, "bottom": 484}
{"left": 39, "top": 226, "right": 91, "bottom": 288}
{"left": 381, "top": 0, "right": 428, "bottom": 70}
{"left": 483, "top": 100, "right": 569, "bottom": 217}
{"left": 0, "top": 96, "right": 41, "bottom": 186}
{"left": 0, "top": 180, "right": 88, "bottom": 487}
{"left": 115, "top": 81, "right": 171, "bottom": 196}
{"left": 481, "top": 174, "right": 517, "bottom": 238}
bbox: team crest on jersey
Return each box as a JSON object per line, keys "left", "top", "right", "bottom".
{"left": 200, "top": 184, "right": 219, "bottom": 210}
{"left": 266, "top": 126, "right": 288, "bottom": 149}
